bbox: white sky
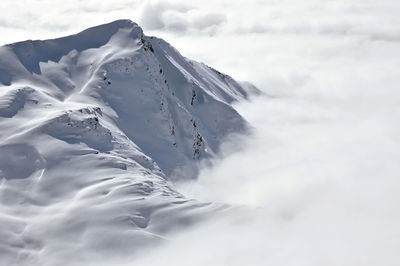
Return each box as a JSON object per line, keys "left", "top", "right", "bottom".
{"left": 2, "top": 1, "right": 400, "bottom": 265}
{"left": 1, "top": 0, "right": 400, "bottom": 87}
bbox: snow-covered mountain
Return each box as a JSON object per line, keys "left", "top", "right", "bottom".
{"left": 0, "top": 19, "right": 255, "bottom": 265}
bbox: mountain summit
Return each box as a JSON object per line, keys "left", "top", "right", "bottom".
{"left": 0, "top": 20, "right": 255, "bottom": 265}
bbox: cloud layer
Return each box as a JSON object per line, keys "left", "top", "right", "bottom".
{"left": 1, "top": 0, "right": 400, "bottom": 265}
{"left": 138, "top": 1, "right": 226, "bottom": 34}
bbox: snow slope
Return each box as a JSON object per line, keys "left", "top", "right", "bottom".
{"left": 0, "top": 20, "right": 254, "bottom": 265}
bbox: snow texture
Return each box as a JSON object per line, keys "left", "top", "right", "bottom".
{"left": 0, "top": 20, "right": 254, "bottom": 265}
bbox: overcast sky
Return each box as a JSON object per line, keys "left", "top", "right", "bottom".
{"left": 2, "top": 0, "right": 400, "bottom": 88}
{"left": 2, "top": 1, "right": 400, "bottom": 265}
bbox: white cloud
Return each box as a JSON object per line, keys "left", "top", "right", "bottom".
{"left": 1, "top": 0, "right": 400, "bottom": 265}
{"left": 138, "top": 0, "right": 226, "bottom": 34}
{"left": 138, "top": 1, "right": 190, "bottom": 30}
{"left": 146, "top": 1, "right": 400, "bottom": 265}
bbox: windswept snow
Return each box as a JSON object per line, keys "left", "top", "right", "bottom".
{"left": 0, "top": 19, "right": 255, "bottom": 265}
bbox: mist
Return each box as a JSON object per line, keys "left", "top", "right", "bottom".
{"left": 131, "top": 87, "right": 400, "bottom": 265}
{"left": 135, "top": 1, "right": 400, "bottom": 264}
{"left": 1, "top": 0, "right": 399, "bottom": 265}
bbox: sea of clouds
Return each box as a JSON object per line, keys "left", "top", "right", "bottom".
{"left": 1, "top": 0, "right": 400, "bottom": 265}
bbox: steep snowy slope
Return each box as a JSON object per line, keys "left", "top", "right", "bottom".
{"left": 0, "top": 20, "right": 254, "bottom": 265}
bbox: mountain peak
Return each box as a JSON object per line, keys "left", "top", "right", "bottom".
{"left": 77, "top": 19, "right": 142, "bottom": 38}
{"left": 0, "top": 19, "right": 252, "bottom": 177}
{"left": 2, "top": 19, "right": 143, "bottom": 75}
{"left": 0, "top": 20, "right": 256, "bottom": 264}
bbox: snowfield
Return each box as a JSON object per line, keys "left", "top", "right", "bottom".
{"left": 0, "top": 20, "right": 256, "bottom": 265}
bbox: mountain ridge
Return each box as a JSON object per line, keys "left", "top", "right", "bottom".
{"left": 0, "top": 19, "right": 257, "bottom": 265}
